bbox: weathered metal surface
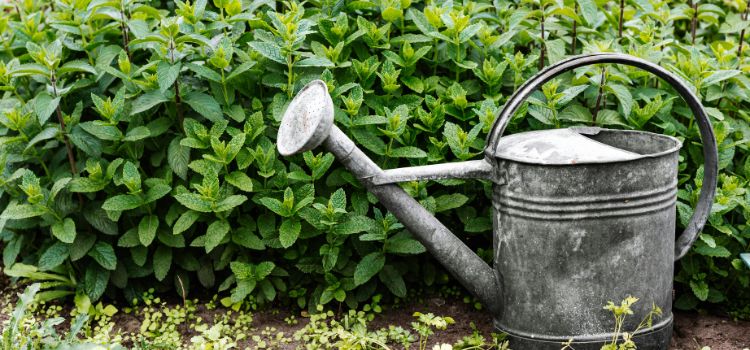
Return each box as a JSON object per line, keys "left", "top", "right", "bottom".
{"left": 492, "top": 128, "right": 644, "bottom": 164}
{"left": 370, "top": 159, "right": 493, "bottom": 185}
{"left": 492, "top": 130, "right": 678, "bottom": 347}
{"left": 277, "top": 53, "right": 719, "bottom": 350}
{"left": 276, "top": 80, "right": 333, "bottom": 156}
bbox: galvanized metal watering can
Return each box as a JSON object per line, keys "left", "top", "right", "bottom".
{"left": 277, "top": 53, "right": 718, "bottom": 349}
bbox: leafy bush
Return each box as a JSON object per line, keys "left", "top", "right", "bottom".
{"left": 0, "top": 0, "right": 749, "bottom": 314}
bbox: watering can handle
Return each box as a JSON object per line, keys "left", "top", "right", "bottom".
{"left": 485, "top": 53, "right": 718, "bottom": 260}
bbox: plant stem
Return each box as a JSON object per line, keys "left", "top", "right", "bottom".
{"left": 691, "top": 1, "right": 698, "bottom": 44}
{"left": 50, "top": 74, "right": 78, "bottom": 176}
{"left": 592, "top": 67, "right": 606, "bottom": 125}
{"left": 738, "top": 6, "right": 749, "bottom": 66}
{"left": 170, "top": 42, "right": 184, "bottom": 132}
{"left": 287, "top": 55, "right": 294, "bottom": 99}
{"left": 572, "top": 3, "right": 578, "bottom": 54}
{"left": 619, "top": 0, "right": 625, "bottom": 39}
{"left": 539, "top": 3, "right": 546, "bottom": 70}
{"left": 120, "top": 8, "right": 131, "bottom": 60}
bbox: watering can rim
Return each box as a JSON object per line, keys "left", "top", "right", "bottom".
{"left": 490, "top": 127, "right": 683, "bottom": 166}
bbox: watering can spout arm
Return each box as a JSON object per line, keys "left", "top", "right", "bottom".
{"left": 277, "top": 80, "right": 503, "bottom": 315}
{"left": 369, "top": 159, "right": 494, "bottom": 185}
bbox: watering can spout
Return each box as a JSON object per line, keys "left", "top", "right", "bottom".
{"left": 278, "top": 80, "right": 503, "bottom": 314}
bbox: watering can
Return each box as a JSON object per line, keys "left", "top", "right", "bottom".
{"left": 277, "top": 53, "right": 718, "bottom": 349}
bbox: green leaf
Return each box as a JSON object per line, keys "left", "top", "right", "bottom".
{"left": 84, "top": 265, "right": 109, "bottom": 301}
{"left": 101, "top": 194, "right": 143, "bottom": 211}
{"left": 168, "top": 138, "right": 190, "bottom": 180}
{"left": 70, "top": 233, "right": 96, "bottom": 261}
{"left": 184, "top": 92, "right": 223, "bottom": 122}
{"left": 334, "top": 216, "right": 375, "bottom": 235}
{"left": 435, "top": 194, "right": 469, "bottom": 213}
{"left": 255, "top": 261, "right": 275, "bottom": 280}
{"left": 279, "top": 218, "right": 301, "bottom": 248}
{"left": 84, "top": 208, "right": 118, "bottom": 236}
{"left": 378, "top": 265, "right": 406, "bottom": 298}
{"left": 88, "top": 242, "right": 117, "bottom": 270}
{"left": 225, "top": 171, "right": 254, "bottom": 192}
{"left": 174, "top": 193, "right": 213, "bottom": 212}
{"left": 605, "top": 84, "right": 633, "bottom": 118}
{"left": 131, "top": 90, "right": 169, "bottom": 115}
{"left": 173, "top": 210, "right": 200, "bottom": 235}
{"left": 59, "top": 60, "right": 97, "bottom": 75}
{"left": 153, "top": 245, "right": 172, "bottom": 281}
{"left": 694, "top": 243, "right": 731, "bottom": 257}
{"left": 354, "top": 252, "right": 385, "bottom": 286}
{"left": 123, "top": 126, "right": 151, "bottom": 141}
{"left": 703, "top": 70, "right": 741, "bottom": 87}
{"left": 206, "top": 220, "right": 230, "bottom": 253}
{"left": 576, "top": 0, "right": 598, "bottom": 26}
{"left": 79, "top": 122, "right": 123, "bottom": 141}
{"left": 248, "top": 41, "right": 286, "bottom": 64}
{"left": 1, "top": 202, "right": 46, "bottom": 220}
{"left": 157, "top": 61, "right": 181, "bottom": 92}
{"left": 385, "top": 237, "right": 426, "bottom": 255}
{"left": 295, "top": 56, "right": 335, "bottom": 68}
{"left": 214, "top": 195, "right": 248, "bottom": 212}
{"left": 51, "top": 217, "right": 77, "bottom": 243}
{"left": 232, "top": 228, "right": 265, "bottom": 250}
{"left": 26, "top": 127, "right": 59, "bottom": 151}
{"left": 138, "top": 215, "right": 158, "bottom": 247}
{"left": 34, "top": 93, "right": 61, "bottom": 125}
{"left": 690, "top": 279, "right": 709, "bottom": 301}
{"left": 145, "top": 183, "right": 172, "bottom": 203}
{"left": 390, "top": 146, "right": 427, "bottom": 158}
{"left": 38, "top": 242, "right": 70, "bottom": 271}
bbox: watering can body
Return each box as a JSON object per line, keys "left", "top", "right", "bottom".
{"left": 489, "top": 128, "right": 680, "bottom": 348}
{"left": 277, "top": 53, "right": 718, "bottom": 349}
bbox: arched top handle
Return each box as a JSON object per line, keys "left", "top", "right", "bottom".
{"left": 484, "top": 53, "right": 718, "bottom": 260}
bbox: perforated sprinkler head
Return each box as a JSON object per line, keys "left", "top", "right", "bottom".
{"left": 277, "top": 80, "right": 334, "bottom": 156}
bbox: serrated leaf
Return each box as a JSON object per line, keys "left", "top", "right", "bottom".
{"left": 51, "top": 217, "right": 76, "bottom": 243}
{"left": 174, "top": 193, "right": 213, "bottom": 212}
{"left": 84, "top": 265, "right": 109, "bottom": 301}
{"left": 173, "top": 210, "right": 200, "bottom": 235}
{"left": 38, "top": 242, "right": 70, "bottom": 270}
{"left": 354, "top": 252, "right": 385, "bottom": 286}
{"left": 206, "top": 220, "right": 230, "bottom": 252}
{"left": 225, "top": 171, "right": 254, "bottom": 192}
{"left": 168, "top": 138, "right": 190, "bottom": 180}
{"left": 248, "top": 41, "right": 286, "bottom": 64}
{"left": 33, "top": 93, "right": 59, "bottom": 125}
{"left": 123, "top": 126, "right": 151, "bottom": 141}
{"left": 378, "top": 265, "right": 406, "bottom": 297}
{"left": 131, "top": 90, "right": 168, "bottom": 115}
{"left": 3, "top": 201, "right": 45, "bottom": 220}
{"left": 88, "top": 242, "right": 117, "bottom": 270}
{"left": 385, "top": 237, "right": 426, "bottom": 254}
{"left": 214, "top": 195, "right": 247, "bottom": 212}
{"left": 153, "top": 245, "right": 172, "bottom": 281}
{"left": 138, "top": 215, "right": 158, "bottom": 246}
{"left": 184, "top": 92, "right": 223, "bottom": 122}
{"left": 279, "top": 218, "right": 301, "bottom": 248}
{"left": 102, "top": 194, "right": 142, "bottom": 211}
{"left": 157, "top": 61, "right": 181, "bottom": 92}
{"left": 690, "top": 279, "right": 709, "bottom": 301}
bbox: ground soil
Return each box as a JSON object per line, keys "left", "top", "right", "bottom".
{"left": 2, "top": 273, "right": 749, "bottom": 349}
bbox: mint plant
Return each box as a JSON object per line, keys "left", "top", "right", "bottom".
{"left": 0, "top": 0, "right": 749, "bottom": 317}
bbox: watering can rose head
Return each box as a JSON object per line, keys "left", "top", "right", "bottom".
{"left": 277, "top": 53, "right": 719, "bottom": 349}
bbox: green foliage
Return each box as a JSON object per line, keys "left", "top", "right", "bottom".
{"left": 1, "top": 0, "right": 749, "bottom": 315}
